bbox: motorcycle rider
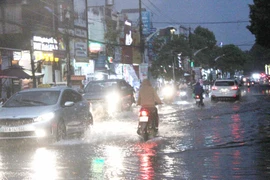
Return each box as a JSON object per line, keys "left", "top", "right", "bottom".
{"left": 193, "top": 81, "right": 204, "bottom": 106}
{"left": 137, "top": 79, "right": 162, "bottom": 131}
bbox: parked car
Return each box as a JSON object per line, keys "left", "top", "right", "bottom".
{"left": 82, "top": 79, "right": 135, "bottom": 113}
{"left": 0, "top": 87, "right": 93, "bottom": 144}
{"left": 211, "top": 79, "right": 241, "bottom": 101}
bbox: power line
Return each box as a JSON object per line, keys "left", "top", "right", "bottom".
{"left": 145, "top": 0, "right": 177, "bottom": 24}
{"left": 153, "top": 20, "right": 249, "bottom": 25}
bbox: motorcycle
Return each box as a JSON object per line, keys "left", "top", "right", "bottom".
{"left": 161, "top": 85, "right": 176, "bottom": 104}
{"left": 137, "top": 107, "right": 158, "bottom": 141}
{"left": 247, "top": 81, "right": 250, "bottom": 87}
{"left": 177, "top": 87, "right": 189, "bottom": 100}
{"left": 194, "top": 94, "right": 204, "bottom": 107}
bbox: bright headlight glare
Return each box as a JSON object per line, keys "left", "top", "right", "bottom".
{"left": 106, "top": 92, "right": 120, "bottom": 102}
{"left": 34, "top": 112, "right": 55, "bottom": 122}
{"left": 35, "top": 129, "right": 47, "bottom": 137}
{"left": 163, "top": 87, "right": 174, "bottom": 95}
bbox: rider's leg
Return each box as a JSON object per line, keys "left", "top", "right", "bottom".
{"left": 200, "top": 94, "right": 204, "bottom": 105}
{"left": 154, "top": 107, "right": 159, "bottom": 130}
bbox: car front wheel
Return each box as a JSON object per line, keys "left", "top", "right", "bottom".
{"left": 56, "top": 120, "right": 66, "bottom": 141}
{"left": 86, "top": 112, "right": 93, "bottom": 127}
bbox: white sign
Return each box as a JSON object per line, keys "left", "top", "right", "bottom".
{"left": 75, "top": 41, "right": 87, "bottom": 57}
{"left": 33, "top": 36, "right": 58, "bottom": 51}
{"left": 139, "top": 63, "right": 148, "bottom": 81}
{"left": 75, "top": 28, "right": 87, "bottom": 38}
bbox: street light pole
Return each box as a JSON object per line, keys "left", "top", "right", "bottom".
{"left": 214, "top": 54, "right": 225, "bottom": 61}
{"left": 172, "top": 51, "right": 175, "bottom": 83}
{"left": 193, "top": 46, "right": 208, "bottom": 57}
{"left": 30, "top": 39, "right": 36, "bottom": 88}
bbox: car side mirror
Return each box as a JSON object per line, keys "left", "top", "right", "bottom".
{"left": 77, "top": 89, "right": 84, "bottom": 94}
{"left": 64, "top": 101, "right": 74, "bottom": 107}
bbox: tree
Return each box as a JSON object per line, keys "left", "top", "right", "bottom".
{"left": 191, "top": 26, "right": 217, "bottom": 50}
{"left": 104, "top": 18, "right": 121, "bottom": 57}
{"left": 248, "top": 43, "right": 270, "bottom": 72}
{"left": 150, "top": 34, "right": 190, "bottom": 81}
{"left": 215, "top": 45, "right": 247, "bottom": 74}
{"left": 247, "top": 0, "right": 270, "bottom": 48}
{"left": 189, "top": 26, "right": 217, "bottom": 68}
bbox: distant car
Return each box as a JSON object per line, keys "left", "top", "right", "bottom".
{"left": 0, "top": 87, "right": 93, "bottom": 144}
{"left": 211, "top": 79, "right": 241, "bottom": 101}
{"left": 82, "top": 79, "right": 135, "bottom": 113}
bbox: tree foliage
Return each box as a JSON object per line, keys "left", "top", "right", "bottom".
{"left": 215, "top": 45, "right": 247, "bottom": 74}
{"left": 247, "top": 0, "right": 270, "bottom": 48}
{"left": 149, "top": 26, "right": 249, "bottom": 81}
{"left": 191, "top": 26, "right": 217, "bottom": 50}
{"left": 248, "top": 43, "right": 270, "bottom": 72}
{"left": 150, "top": 34, "right": 189, "bottom": 80}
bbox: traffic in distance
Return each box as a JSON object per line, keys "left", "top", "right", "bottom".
{"left": 0, "top": 71, "right": 269, "bottom": 144}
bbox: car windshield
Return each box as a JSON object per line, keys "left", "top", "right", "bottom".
{"left": 85, "top": 81, "right": 118, "bottom": 93}
{"left": 3, "top": 91, "right": 60, "bottom": 107}
{"left": 215, "top": 81, "right": 235, "bottom": 86}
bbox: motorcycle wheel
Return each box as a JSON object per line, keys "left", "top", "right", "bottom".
{"left": 142, "top": 132, "right": 148, "bottom": 141}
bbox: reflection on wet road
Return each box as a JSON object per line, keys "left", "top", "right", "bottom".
{"left": 1, "top": 85, "right": 270, "bottom": 179}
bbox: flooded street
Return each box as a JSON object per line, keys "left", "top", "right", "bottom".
{"left": 1, "top": 85, "right": 270, "bottom": 180}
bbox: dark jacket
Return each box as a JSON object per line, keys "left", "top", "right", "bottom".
{"left": 193, "top": 82, "right": 204, "bottom": 95}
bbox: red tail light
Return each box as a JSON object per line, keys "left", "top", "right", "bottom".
{"left": 212, "top": 86, "right": 217, "bottom": 90}
{"left": 231, "top": 86, "right": 238, "bottom": 90}
{"left": 139, "top": 110, "right": 148, "bottom": 117}
{"left": 195, "top": 95, "right": 200, "bottom": 99}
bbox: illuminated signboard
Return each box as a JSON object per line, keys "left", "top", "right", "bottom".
{"left": 124, "top": 20, "right": 133, "bottom": 45}
{"left": 89, "top": 42, "right": 102, "bottom": 53}
{"left": 33, "top": 36, "right": 58, "bottom": 51}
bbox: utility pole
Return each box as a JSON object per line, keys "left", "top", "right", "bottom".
{"left": 63, "top": 8, "right": 72, "bottom": 87}
{"left": 30, "top": 39, "right": 36, "bottom": 88}
{"left": 139, "top": 0, "right": 144, "bottom": 63}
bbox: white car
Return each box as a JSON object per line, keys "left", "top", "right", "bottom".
{"left": 211, "top": 79, "right": 241, "bottom": 101}
{"left": 0, "top": 87, "right": 93, "bottom": 144}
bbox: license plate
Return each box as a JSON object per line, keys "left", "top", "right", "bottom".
{"left": 195, "top": 99, "right": 200, "bottom": 102}
{"left": 0, "top": 126, "right": 34, "bottom": 132}
{"left": 139, "top": 116, "right": 148, "bottom": 122}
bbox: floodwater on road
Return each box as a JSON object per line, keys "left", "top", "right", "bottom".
{"left": 1, "top": 86, "right": 270, "bottom": 180}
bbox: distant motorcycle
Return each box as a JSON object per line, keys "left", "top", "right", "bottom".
{"left": 177, "top": 87, "right": 189, "bottom": 100}
{"left": 161, "top": 85, "right": 176, "bottom": 104}
{"left": 137, "top": 106, "right": 159, "bottom": 141}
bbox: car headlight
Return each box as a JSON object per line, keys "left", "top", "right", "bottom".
{"left": 34, "top": 112, "right": 55, "bottom": 122}
{"left": 35, "top": 129, "right": 47, "bottom": 137}
{"left": 106, "top": 92, "right": 120, "bottom": 103}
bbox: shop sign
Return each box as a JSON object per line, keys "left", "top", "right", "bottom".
{"left": 75, "top": 28, "right": 87, "bottom": 38}
{"left": 89, "top": 42, "right": 102, "bottom": 53}
{"left": 53, "top": 50, "right": 66, "bottom": 59}
{"left": 33, "top": 36, "right": 58, "bottom": 51}
{"left": 75, "top": 41, "right": 87, "bottom": 57}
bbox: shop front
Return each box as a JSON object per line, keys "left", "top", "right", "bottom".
{"left": 32, "top": 35, "right": 61, "bottom": 84}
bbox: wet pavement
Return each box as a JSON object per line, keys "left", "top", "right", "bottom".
{"left": 1, "top": 85, "right": 270, "bottom": 179}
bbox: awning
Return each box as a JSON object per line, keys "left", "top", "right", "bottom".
{"left": 0, "top": 65, "right": 44, "bottom": 79}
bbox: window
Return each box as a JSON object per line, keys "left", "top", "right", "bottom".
{"left": 61, "top": 90, "right": 82, "bottom": 105}
{"left": 4, "top": 91, "right": 60, "bottom": 107}
{"left": 215, "top": 81, "right": 235, "bottom": 86}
